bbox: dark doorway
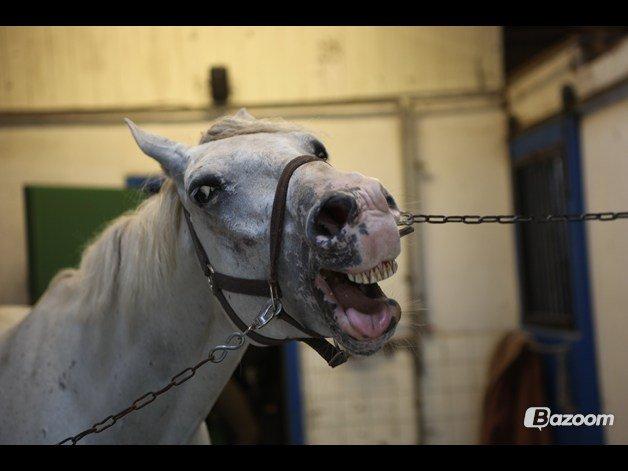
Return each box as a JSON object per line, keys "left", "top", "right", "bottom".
{"left": 206, "top": 345, "right": 289, "bottom": 444}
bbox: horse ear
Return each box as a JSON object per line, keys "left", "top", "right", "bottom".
{"left": 234, "top": 108, "right": 255, "bottom": 121}
{"left": 124, "top": 118, "right": 190, "bottom": 177}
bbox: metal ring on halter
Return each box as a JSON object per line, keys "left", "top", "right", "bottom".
{"left": 252, "top": 299, "right": 283, "bottom": 331}
{"left": 398, "top": 211, "right": 413, "bottom": 226}
{"left": 397, "top": 212, "right": 415, "bottom": 238}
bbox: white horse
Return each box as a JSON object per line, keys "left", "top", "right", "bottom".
{"left": 0, "top": 110, "right": 403, "bottom": 444}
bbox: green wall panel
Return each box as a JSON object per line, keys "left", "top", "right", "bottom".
{"left": 25, "top": 186, "right": 146, "bottom": 303}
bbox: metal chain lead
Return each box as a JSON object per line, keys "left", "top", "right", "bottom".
{"left": 57, "top": 300, "right": 281, "bottom": 445}
{"left": 399, "top": 211, "right": 628, "bottom": 226}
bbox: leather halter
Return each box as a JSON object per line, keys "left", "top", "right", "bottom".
{"left": 182, "top": 155, "right": 349, "bottom": 368}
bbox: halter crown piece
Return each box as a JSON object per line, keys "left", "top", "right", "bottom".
{"left": 182, "top": 155, "right": 349, "bottom": 367}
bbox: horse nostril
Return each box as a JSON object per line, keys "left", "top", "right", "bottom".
{"left": 313, "top": 194, "right": 356, "bottom": 238}
{"left": 382, "top": 187, "right": 398, "bottom": 210}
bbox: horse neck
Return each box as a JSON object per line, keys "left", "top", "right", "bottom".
{"left": 70, "top": 190, "right": 247, "bottom": 442}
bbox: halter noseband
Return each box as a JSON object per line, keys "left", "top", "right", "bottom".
{"left": 182, "top": 155, "right": 349, "bottom": 368}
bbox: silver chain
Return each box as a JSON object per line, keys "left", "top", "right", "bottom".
{"left": 398, "top": 211, "right": 628, "bottom": 225}
{"left": 57, "top": 299, "right": 282, "bottom": 445}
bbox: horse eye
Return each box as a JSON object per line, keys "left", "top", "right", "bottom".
{"left": 191, "top": 185, "right": 217, "bottom": 205}
{"left": 311, "top": 140, "right": 328, "bottom": 160}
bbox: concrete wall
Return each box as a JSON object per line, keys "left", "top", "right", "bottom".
{"left": 413, "top": 101, "right": 519, "bottom": 444}
{"left": 415, "top": 106, "right": 517, "bottom": 333}
{"left": 0, "top": 26, "right": 502, "bottom": 110}
{"left": 581, "top": 95, "right": 628, "bottom": 444}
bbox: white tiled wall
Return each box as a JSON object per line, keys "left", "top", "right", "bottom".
{"left": 299, "top": 345, "right": 419, "bottom": 444}
{"left": 298, "top": 328, "right": 504, "bottom": 445}
{"left": 411, "top": 105, "right": 518, "bottom": 445}
{"left": 420, "top": 329, "right": 504, "bottom": 444}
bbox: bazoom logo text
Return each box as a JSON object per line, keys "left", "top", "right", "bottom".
{"left": 524, "top": 407, "right": 614, "bottom": 430}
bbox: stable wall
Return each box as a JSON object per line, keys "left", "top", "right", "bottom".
{"left": 412, "top": 101, "right": 519, "bottom": 444}
{"left": 581, "top": 95, "right": 628, "bottom": 444}
{"left": 0, "top": 27, "right": 502, "bottom": 110}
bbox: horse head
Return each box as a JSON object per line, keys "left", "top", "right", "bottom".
{"left": 126, "top": 109, "right": 402, "bottom": 356}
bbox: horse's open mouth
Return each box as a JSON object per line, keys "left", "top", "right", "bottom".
{"left": 314, "top": 260, "right": 401, "bottom": 354}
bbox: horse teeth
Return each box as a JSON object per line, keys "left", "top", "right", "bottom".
{"left": 345, "top": 260, "right": 398, "bottom": 285}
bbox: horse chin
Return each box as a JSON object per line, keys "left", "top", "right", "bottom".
{"left": 312, "top": 265, "right": 401, "bottom": 356}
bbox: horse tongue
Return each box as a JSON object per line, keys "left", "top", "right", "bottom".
{"left": 326, "top": 276, "right": 393, "bottom": 339}
{"left": 328, "top": 279, "right": 385, "bottom": 314}
{"left": 345, "top": 307, "right": 392, "bottom": 339}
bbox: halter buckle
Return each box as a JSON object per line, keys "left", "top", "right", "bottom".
{"left": 251, "top": 299, "right": 283, "bottom": 331}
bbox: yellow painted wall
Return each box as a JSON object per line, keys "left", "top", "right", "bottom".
{"left": 413, "top": 104, "right": 518, "bottom": 443}
{"left": 582, "top": 97, "right": 628, "bottom": 444}
{"left": 415, "top": 107, "right": 517, "bottom": 333}
{"left": 0, "top": 27, "right": 502, "bottom": 111}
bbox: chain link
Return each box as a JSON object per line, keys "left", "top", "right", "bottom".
{"left": 57, "top": 320, "right": 262, "bottom": 444}
{"left": 399, "top": 211, "right": 628, "bottom": 225}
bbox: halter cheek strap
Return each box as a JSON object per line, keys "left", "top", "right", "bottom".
{"left": 182, "top": 155, "right": 349, "bottom": 368}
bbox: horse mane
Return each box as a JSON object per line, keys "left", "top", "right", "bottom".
{"left": 46, "top": 180, "right": 182, "bottom": 315}
{"left": 199, "top": 113, "right": 302, "bottom": 144}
